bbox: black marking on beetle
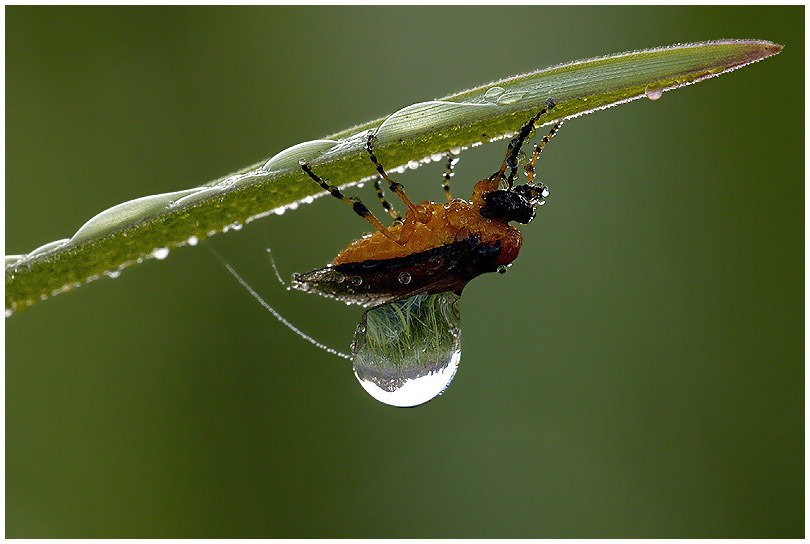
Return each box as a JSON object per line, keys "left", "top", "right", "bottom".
{"left": 291, "top": 236, "right": 502, "bottom": 308}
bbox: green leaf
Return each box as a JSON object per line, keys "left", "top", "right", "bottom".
{"left": 5, "top": 39, "right": 782, "bottom": 315}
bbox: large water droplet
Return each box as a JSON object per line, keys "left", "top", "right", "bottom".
{"left": 397, "top": 271, "right": 412, "bottom": 285}
{"left": 645, "top": 84, "right": 664, "bottom": 101}
{"left": 352, "top": 292, "right": 461, "bottom": 407}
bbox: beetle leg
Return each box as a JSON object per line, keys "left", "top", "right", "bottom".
{"left": 300, "top": 161, "right": 402, "bottom": 244}
{"left": 366, "top": 132, "right": 431, "bottom": 223}
{"left": 442, "top": 152, "right": 458, "bottom": 203}
{"left": 525, "top": 121, "right": 563, "bottom": 185}
{"left": 374, "top": 175, "right": 404, "bottom": 225}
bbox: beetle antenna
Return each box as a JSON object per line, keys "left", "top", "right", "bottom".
{"left": 492, "top": 97, "right": 557, "bottom": 187}
{"left": 209, "top": 247, "right": 351, "bottom": 360}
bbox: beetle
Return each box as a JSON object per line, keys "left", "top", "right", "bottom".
{"left": 286, "top": 97, "right": 563, "bottom": 407}
{"left": 293, "top": 97, "right": 561, "bottom": 309}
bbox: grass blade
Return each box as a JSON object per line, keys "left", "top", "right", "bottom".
{"left": 5, "top": 39, "right": 782, "bottom": 315}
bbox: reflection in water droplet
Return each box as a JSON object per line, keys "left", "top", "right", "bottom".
{"left": 484, "top": 86, "right": 505, "bottom": 100}
{"left": 352, "top": 292, "right": 461, "bottom": 407}
{"left": 645, "top": 84, "right": 664, "bottom": 101}
{"left": 397, "top": 271, "right": 412, "bottom": 285}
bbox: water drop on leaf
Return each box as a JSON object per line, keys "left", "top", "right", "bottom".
{"left": 645, "top": 84, "right": 664, "bottom": 101}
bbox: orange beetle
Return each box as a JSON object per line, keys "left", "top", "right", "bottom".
{"left": 293, "top": 97, "right": 562, "bottom": 308}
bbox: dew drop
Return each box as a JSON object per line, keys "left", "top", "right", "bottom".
{"left": 335, "top": 272, "right": 345, "bottom": 284}
{"left": 645, "top": 84, "right": 664, "bottom": 101}
{"left": 541, "top": 187, "right": 550, "bottom": 198}
{"left": 398, "top": 271, "right": 412, "bottom": 285}
{"left": 497, "top": 91, "right": 525, "bottom": 105}
{"left": 351, "top": 276, "right": 363, "bottom": 286}
{"left": 484, "top": 86, "right": 505, "bottom": 100}
{"left": 430, "top": 152, "right": 444, "bottom": 162}
{"left": 152, "top": 247, "right": 170, "bottom": 260}
{"left": 449, "top": 146, "right": 462, "bottom": 155}
{"left": 407, "top": 160, "right": 420, "bottom": 170}
{"left": 105, "top": 269, "right": 121, "bottom": 279}
{"left": 497, "top": 264, "right": 508, "bottom": 274}
{"left": 186, "top": 235, "right": 199, "bottom": 246}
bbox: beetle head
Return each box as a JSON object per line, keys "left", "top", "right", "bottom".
{"left": 479, "top": 183, "right": 550, "bottom": 225}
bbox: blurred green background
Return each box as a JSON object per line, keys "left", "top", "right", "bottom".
{"left": 6, "top": 6, "right": 803, "bottom": 538}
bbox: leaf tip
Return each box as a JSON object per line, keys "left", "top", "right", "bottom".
{"left": 745, "top": 39, "right": 784, "bottom": 62}
{"left": 761, "top": 40, "right": 784, "bottom": 57}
